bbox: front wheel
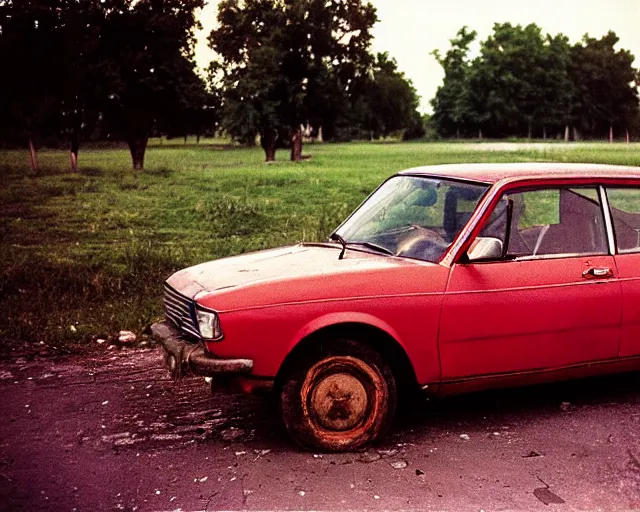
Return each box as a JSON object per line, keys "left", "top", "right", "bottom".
{"left": 279, "top": 338, "right": 397, "bottom": 452}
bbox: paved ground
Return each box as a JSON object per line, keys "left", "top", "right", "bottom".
{"left": 0, "top": 347, "right": 639, "bottom": 511}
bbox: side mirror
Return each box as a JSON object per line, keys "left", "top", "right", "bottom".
{"left": 467, "top": 237, "right": 503, "bottom": 262}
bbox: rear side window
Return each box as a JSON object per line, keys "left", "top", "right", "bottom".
{"left": 606, "top": 188, "right": 640, "bottom": 253}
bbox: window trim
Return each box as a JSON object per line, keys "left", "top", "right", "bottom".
{"left": 602, "top": 185, "right": 640, "bottom": 255}
{"left": 598, "top": 185, "right": 617, "bottom": 255}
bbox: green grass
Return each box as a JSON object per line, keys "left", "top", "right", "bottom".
{"left": 2, "top": 140, "right": 640, "bottom": 352}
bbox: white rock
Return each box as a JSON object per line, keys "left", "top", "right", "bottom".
{"left": 460, "top": 434, "right": 470, "bottom": 441}
{"left": 118, "top": 330, "right": 136, "bottom": 343}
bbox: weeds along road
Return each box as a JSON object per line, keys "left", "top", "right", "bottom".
{"left": 0, "top": 347, "right": 639, "bottom": 511}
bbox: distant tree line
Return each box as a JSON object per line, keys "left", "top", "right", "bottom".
{"left": 431, "top": 23, "right": 640, "bottom": 140}
{"left": 2, "top": 3, "right": 639, "bottom": 170}
{"left": 0, "top": 0, "right": 423, "bottom": 168}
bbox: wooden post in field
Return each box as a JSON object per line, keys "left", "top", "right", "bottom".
{"left": 626, "top": 130, "right": 630, "bottom": 144}
{"left": 609, "top": 125, "right": 613, "bottom": 143}
{"left": 564, "top": 125, "right": 569, "bottom": 142}
{"left": 28, "top": 138, "right": 39, "bottom": 172}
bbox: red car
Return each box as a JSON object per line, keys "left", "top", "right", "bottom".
{"left": 152, "top": 163, "right": 640, "bottom": 451}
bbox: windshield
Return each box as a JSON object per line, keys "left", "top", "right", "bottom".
{"left": 335, "top": 176, "right": 489, "bottom": 262}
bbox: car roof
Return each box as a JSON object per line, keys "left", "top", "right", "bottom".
{"left": 398, "top": 162, "right": 640, "bottom": 185}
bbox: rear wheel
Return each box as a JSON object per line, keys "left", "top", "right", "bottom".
{"left": 279, "top": 338, "right": 397, "bottom": 452}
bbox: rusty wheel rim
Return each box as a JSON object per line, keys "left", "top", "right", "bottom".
{"left": 301, "top": 356, "right": 386, "bottom": 445}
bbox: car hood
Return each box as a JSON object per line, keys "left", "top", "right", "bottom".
{"left": 166, "top": 244, "right": 441, "bottom": 312}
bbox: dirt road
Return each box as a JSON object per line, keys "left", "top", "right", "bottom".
{"left": 0, "top": 347, "right": 639, "bottom": 511}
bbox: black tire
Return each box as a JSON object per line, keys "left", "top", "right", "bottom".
{"left": 279, "top": 338, "right": 397, "bottom": 452}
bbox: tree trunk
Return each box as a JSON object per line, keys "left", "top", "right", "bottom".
{"left": 542, "top": 126, "right": 547, "bottom": 140}
{"left": 261, "top": 128, "right": 278, "bottom": 162}
{"left": 564, "top": 125, "right": 569, "bottom": 142}
{"left": 69, "top": 125, "right": 79, "bottom": 173}
{"left": 609, "top": 125, "right": 613, "bottom": 143}
{"left": 127, "top": 137, "right": 148, "bottom": 170}
{"left": 184, "top": 134, "right": 187, "bottom": 145}
{"left": 290, "top": 127, "right": 303, "bottom": 162}
{"left": 317, "top": 126, "right": 323, "bottom": 143}
{"left": 527, "top": 119, "right": 532, "bottom": 140}
{"left": 197, "top": 134, "right": 201, "bottom": 144}
{"left": 626, "top": 129, "right": 630, "bottom": 144}
{"left": 456, "top": 127, "right": 460, "bottom": 139}
{"left": 478, "top": 129, "right": 483, "bottom": 140}
{"left": 28, "top": 137, "right": 39, "bottom": 172}
{"left": 573, "top": 127, "right": 579, "bottom": 141}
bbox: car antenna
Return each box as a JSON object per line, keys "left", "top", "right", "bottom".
{"left": 329, "top": 233, "right": 347, "bottom": 260}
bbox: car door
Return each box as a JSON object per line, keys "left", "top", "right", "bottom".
{"left": 605, "top": 185, "right": 640, "bottom": 357}
{"left": 438, "top": 185, "right": 622, "bottom": 380}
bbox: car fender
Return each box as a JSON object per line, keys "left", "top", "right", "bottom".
{"left": 289, "top": 311, "right": 406, "bottom": 355}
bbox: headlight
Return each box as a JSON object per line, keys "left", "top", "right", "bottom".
{"left": 196, "top": 308, "right": 223, "bottom": 340}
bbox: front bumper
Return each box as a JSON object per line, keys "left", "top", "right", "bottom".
{"left": 151, "top": 321, "right": 253, "bottom": 379}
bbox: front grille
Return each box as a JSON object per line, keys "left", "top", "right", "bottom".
{"left": 163, "top": 283, "right": 201, "bottom": 339}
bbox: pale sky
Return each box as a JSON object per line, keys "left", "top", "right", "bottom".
{"left": 194, "top": 0, "right": 640, "bottom": 113}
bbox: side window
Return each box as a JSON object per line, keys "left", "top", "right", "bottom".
{"left": 479, "top": 187, "right": 608, "bottom": 258}
{"left": 606, "top": 187, "right": 640, "bottom": 253}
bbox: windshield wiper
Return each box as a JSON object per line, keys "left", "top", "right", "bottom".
{"left": 349, "top": 241, "right": 395, "bottom": 256}
{"left": 329, "top": 234, "right": 394, "bottom": 259}
{"left": 329, "top": 233, "right": 347, "bottom": 260}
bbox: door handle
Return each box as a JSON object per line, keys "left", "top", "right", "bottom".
{"left": 582, "top": 267, "right": 613, "bottom": 279}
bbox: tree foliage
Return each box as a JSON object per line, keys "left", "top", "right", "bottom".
{"left": 431, "top": 23, "right": 640, "bottom": 139}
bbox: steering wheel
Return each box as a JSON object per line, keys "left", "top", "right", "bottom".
{"left": 396, "top": 225, "right": 449, "bottom": 259}
{"left": 408, "top": 224, "right": 447, "bottom": 243}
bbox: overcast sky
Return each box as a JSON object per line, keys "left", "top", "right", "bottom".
{"left": 194, "top": 0, "right": 640, "bottom": 113}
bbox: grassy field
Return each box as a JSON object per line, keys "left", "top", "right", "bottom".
{"left": 2, "top": 140, "right": 640, "bottom": 354}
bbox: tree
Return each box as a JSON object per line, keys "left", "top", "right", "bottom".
{"left": 471, "top": 23, "right": 550, "bottom": 138}
{"left": 209, "top": 0, "right": 378, "bottom": 162}
{"left": 100, "top": 0, "right": 205, "bottom": 169}
{"left": 58, "top": 0, "right": 114, "bottom": 171}
{"left": 570, "top": 32, "right": 639, "bottom": 139}
{"left": 361, "top": 52, "right": 422, "bottom": 139}
{"left": 0, "top": 0, "right": 66, "bottom": 170}
{"left": 430, "top": 27, "right": 476, "bottom": 138}
{"left": 538, "top": 34, "right": 574, "bottom": 139}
